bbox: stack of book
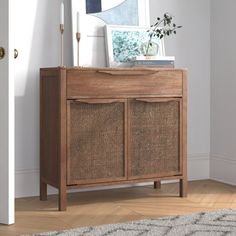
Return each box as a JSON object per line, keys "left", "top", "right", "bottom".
{"left": 132, "top": 56, "right": 175, "bottom": 68}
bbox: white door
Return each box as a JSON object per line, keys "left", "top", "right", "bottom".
{"left": 0, "top": 0, "right": 15, "bottom": 225}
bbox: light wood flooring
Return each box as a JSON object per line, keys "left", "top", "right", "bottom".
{"left": 1, "top": 180, "right": 236, "bottom": 236}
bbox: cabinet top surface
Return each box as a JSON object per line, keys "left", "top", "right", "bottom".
{"left": 40, "top": 66, "right": 187, "bottom": 73}
{"left": 40, "top": 66, "right": 187, "bottom": 98}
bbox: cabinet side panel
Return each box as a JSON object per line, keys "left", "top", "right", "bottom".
{"left": 180, "top": 70, "right": 188, "bottom": 196}
{"left": 40, "top": 70, "right": 60, "bottom": 187}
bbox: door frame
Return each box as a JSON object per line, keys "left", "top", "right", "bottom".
{"left": 0, "top": 0, "right": 15, "bottom": 225}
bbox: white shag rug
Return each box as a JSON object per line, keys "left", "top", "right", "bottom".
{"left": 30, "top": 209, "right": 236, "bottom": 236}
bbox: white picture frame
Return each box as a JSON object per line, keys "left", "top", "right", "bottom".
{"left": 71, "top": 0, "right": 150, "bottom": 66}
{"left": 104, "top": 24, "right": 165, "bottom": 67}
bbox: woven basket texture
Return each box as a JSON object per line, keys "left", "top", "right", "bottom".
{"left": 130, "top": 100, "right": 180, "bottom": 176}
{"left": 69, "top": 101, "right": 125, "bottom": 181}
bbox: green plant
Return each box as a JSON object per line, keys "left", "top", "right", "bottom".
{"left": 146, "top": 12, "right": 182, "bottom": 55}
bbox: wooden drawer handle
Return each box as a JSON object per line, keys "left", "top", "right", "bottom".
{"left": 136, "top": 98, "right": 180, "bottom": 103}
{"left": 73, "top": 99, "right": 124, "bottom": 104}
{"left": 97, "top": 70, "right": 159, "bottom": 76}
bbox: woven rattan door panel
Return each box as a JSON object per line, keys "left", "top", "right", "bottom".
{"left": 67, "top": 99, "right": 127, "bottom": 185}
{"left": 129, "top": 98, "right": 181, "bottom": 179}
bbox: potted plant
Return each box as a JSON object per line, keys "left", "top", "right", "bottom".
{"left": 143, "top": 12, "right": 182, "bottom": 56}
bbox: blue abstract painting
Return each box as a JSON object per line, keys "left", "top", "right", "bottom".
{"left": 90, "top": 0, "right": 139, "bottom": 26}
{"left": 86, "top": 0, "right": 101, "bottom": 14}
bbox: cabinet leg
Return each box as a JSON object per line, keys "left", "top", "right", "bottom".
{"left": 40, "top": 181, "right": 47, "bottom": 201}
{"left": 154, "top": 181, "right": 161, "bottom": 189}
{"left": 179, "top": 179, "right": 187, "bottom": 197}
{"left": 59, "top": 188, "right": 67, "bottom": 211}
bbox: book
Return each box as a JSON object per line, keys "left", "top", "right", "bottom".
{"left": 132, "top": 60, "right": 175, "bottom": 67}
{"left": 133, "top": 57, "right": 175, "bottom": 68}
{"left": 135, "top": 55, "right": 175, "bottom": 61}
{"left": 132, "top": 55, "right": 175, "bottom": 68}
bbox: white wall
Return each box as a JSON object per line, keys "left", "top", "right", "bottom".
{"left": 150, "top": 0, "right": 211, "bottom": 180}
{"left": 15, "top": 0, "right": 211, "bottom": 197}
{"left": 210, "top": 0, "right": 236, "bottom": 185}
{"left": 14, "top": 0, "right": 73, "bottom": 197}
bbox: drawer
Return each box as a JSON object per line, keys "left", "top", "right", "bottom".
{"left": 66, "top": 69, "right": 183, "bottom": 98}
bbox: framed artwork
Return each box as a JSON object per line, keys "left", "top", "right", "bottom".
{"left": 71, "top": 0, "right": 149, "bottom": 32}
{"left": 104, "top": 25, "right": 165, "bottom": 67}
{"left": 71, "top": 0, "right": 150, "bottom": 66}
{"left": 85, "top": 0, "right": 126, "bottom": 14}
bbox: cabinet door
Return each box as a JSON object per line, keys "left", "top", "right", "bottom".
{"left": 129, "top": 98, "right": 182, "bottom": 179}
{"left": 67, "top": 99, "right": 127, "bottom": 185}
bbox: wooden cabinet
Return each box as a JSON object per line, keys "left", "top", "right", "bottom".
{"left": 40, "top": 67, "right": 187, "bottom": 211}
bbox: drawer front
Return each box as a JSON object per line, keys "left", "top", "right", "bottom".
{"left": 67, "top": 99, "right": 127, "bottom": 185}
{"left": 67, "top": 69, "right": 183, "bottom": 98}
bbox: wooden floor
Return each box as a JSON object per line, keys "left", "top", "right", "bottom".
{"left": 1, "top": 180, "right": 236, "bottom": 236}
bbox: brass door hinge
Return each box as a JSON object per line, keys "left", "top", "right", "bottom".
{"left": 0, "top": 47, "right": 5, "bottom": 59}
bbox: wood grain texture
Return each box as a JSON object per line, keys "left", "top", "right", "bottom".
{"left": 67, "top": 69, "right": 183, "bottom": 98}
{"left": 40, "top": 69, "right": 61, "bottom": 189}
{"left": 58, "top": 68, "right": 67, "bottom": 211}
{"left": 40, "top": 67, "right": 67, "bottom": 210}
{"left": 40, "top": 67, "right": 187, "bottom": 210}
{"left": 180, "top": 70, "right": 188, "bottom": 197}
{"left": 1, "top": 180, "right": 236, "bottom": 236}
{"left": 66, "top": 175, "right": 183, "bottom": 190}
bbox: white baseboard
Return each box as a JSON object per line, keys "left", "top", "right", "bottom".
{"left": 15, "top": 168, "right": 40, "bottom": 198}
{"left": 210, "top": 153, "right": 236, "bottom": 186}
{"left": 15, "top": 153, "right": 210, "bottom": 198}
{"left": 188, "top": 153, "right": 210, "bottom": 180}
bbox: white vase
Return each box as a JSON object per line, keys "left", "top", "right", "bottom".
{"left": 140, "top": 41, "right": 159, "bottom": 56}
